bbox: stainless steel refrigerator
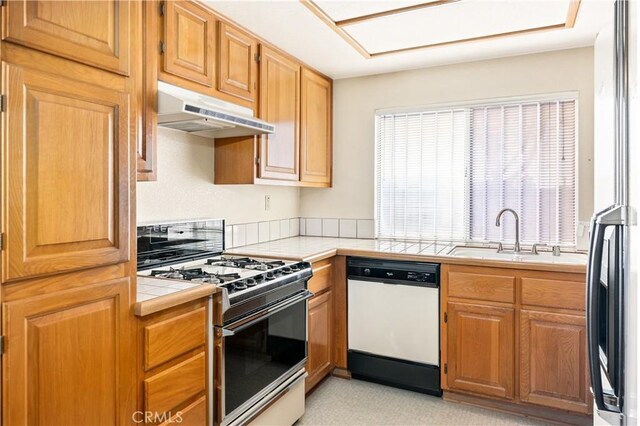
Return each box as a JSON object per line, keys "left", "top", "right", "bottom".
{"left": 590, "top": 0, "right": 638, "bottom": 424}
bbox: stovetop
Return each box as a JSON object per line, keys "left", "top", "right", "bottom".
{"left": 137, "top": 220, "right": 313, "bottom": 324}
{"left": 138, "top": 255, "right": 310, "bottom": 302}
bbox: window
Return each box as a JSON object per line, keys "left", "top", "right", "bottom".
{"left": 375, "top": 96, "right": 577, "bottom": 246}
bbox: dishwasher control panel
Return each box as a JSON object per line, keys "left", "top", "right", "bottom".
{"left": 347, "top": 258, "right": 439, "bottom": 287}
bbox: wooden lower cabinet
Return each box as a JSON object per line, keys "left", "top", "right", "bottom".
{"left": 520, "top": 309, "right": 590, "bottom": 414}
{"left": 3, "top": 278, "right": 135, "bottom": 425}
{"left": 137, "top": 298, "right": 209, "bottom": 425}
{"left": 305, "top": 258, "right": 337, "bottom": 392}
{"left": 306, "top": 290, "right": 333, "bottom": 391}
{"left": 442, "top": 264, "right": 591, "bottom": 420}
{"left": 447, "top": 301, "right": 515, "bottom": 399}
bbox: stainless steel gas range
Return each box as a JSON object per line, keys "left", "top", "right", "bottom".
{"left": 137, "top": 219, "right": 313, "bottom": 426}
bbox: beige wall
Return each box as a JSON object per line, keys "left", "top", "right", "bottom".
{"left": 137, "top": 129, "right": 300, "bottom": 224}
{"left": 300, "top": 47, "right": 594, "bottom": 245}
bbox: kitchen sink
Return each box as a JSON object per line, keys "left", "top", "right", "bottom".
{"left": 447, "top": 246, "right": 587, "bottom": 264}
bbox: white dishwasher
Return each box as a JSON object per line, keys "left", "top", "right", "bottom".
{"left": 347, "top": 258, "right": 441, "bottom": 396}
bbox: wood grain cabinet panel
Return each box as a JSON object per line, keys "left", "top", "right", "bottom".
{"left": 144, "top": 307, "right": 207, "bottom": 370}
{"left": 520, "top": 277, "right": 586, "bottom": 311}
{"left": 136, "top": 0, "right": 158, "bottom": 181}
{"left": 308, "top": 259, "right": 333, "bottom": 295}
{"left": 2, "top": 278, "right": 134, "bottom": 425}
{"left": 3, "top": 0, "right": 131, "bottom": 75}
{"left": 218, "top": 21, "right": 258, "bottom": 102}
{"left": 258, "top": 46, "right": 300, "bottom": 181}
{"left": 520, "top": 310, "right": 591, "bottom": 413}
{"left": 144, "top": 352, "right": 206, "bottom": 415}
{"left": 300, "top": 67, "right": 332, "bottom": 186}
{"left": 306, "top": 290, "right": 333, "bottom": 391}
{"left": 2, "top": 61, "right": 130, "bottom": 281}
{"left": 447, "top": 302, "right": 515, "bottom": 399}
{"left": 448, "top": 269, "right": 515, "bottom": 303}
{"left": 159, "top": 396, "right": 207, "bottom": 426}
{"left": 162, "top": 0, "right": 215, "bottom": 87}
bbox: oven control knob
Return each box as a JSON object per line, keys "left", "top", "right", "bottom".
{"left": 265, "top": 272, "right": 275, "bottom": 280}
{"left": 281, "top": 267, "right": 293, "bottom": 274}
{"left": 290, "top": 264, "right": 299, "bottom": 272}
{"left": 245, "top": 278, "right": 257, "bottom": 287}
{"left": 254, "top": 274, "right": 264, "bottom": 282}
{"left": 234, "top": 282, "right": 247, "bottom": 290}
{"left": 364, "top": 268, "right": 371, "bottom": 275}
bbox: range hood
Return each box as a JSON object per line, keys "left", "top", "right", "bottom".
{"left": 157, "top": 81, "right": 275, "bottom": 138}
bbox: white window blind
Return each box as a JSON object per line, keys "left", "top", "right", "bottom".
{"left": 376, "top": 109, "right": 467, "bottom": 240}
{"left": 375, "top": 97, "right": 577, "bottom": 246}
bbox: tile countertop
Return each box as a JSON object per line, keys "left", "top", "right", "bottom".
{"left": 225, "top": 236, "right": 587, "bottom": 274}
{"left": 135, "top": 276, "right": 218, "bottom": 317}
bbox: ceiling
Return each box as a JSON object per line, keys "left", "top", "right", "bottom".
{"left": 205, "top": 0, "right": 613, "bottom": 79}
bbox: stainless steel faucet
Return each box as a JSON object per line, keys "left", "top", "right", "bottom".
{"left": 495, "top": 208, "right": 521, "bottom": 253}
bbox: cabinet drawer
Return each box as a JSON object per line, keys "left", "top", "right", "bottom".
{"left": 521, "top": 278, "right": 586, "bottom": 311}
{"left": 448, "top": 270, "right": 515, "bottom": 303}
{"left": 144, "top": 353, "right": 206, "bottom": 415}
{"left": 159, "top": 396, "right": 207, "bottom": 426}
{"left": 309, "top": 259, "right": 333, "bottom": 295}
{"left": 144, "top": 307, "right": 207, "bottom": 370}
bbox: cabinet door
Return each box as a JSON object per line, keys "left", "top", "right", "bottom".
{"left": 218, "top": 21, "right": 258, "bottom": 103}
{"left": 136, "top": 0, "right": 158, "bottom": 181}
{"left": 2, "top": 61, "right": 130, "bottom": 281}
{"left": 258, "top": 46, "right": 300, "bottom": 181}
{"left": 162, "top": 0, "right": 215, "bottom": 87}
{"left": 306, "top": 290, "right": 333, "bottom": 391}
{"left": 520, "top": 310, "right": 591, "bottom": 413}
{"left": 300, "top": 68, "right": 332, "bottom": 185}
{"left": 3, "top": 0, "right": 131, "bottom": 75}
{"left": 447, "top": 302, "right": 515, "bottom": 399}
{"left": 3, "top": 278, "right": 134, "bottom": 425}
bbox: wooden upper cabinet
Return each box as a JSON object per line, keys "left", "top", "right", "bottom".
{"left": 2, "top": 60, "right": 130, "bottom": 282}
{"left": 162, "top": 0, "right": 216, "bottom": 87}
{"left": 136, "top": 0, "right": 158, "bottom": 181}
{"left": 3, "top": 278, "right": 134, "bottom": 425}
{"left": 258, "top": 46, "right": 300, "bottom": 181}
{"left": 218, "top": 21, "right": 258, "bottom": 103}
{"left": 447, "top": 302, "right": 515, "bottom": 399}
{"left": 2, "top": 0, "right": 131, "bottom": 75}
{"left": 520, "top": 310, "right": 591, "bottom": 414}
{"left": 300, "top": 68, "right": 332, "bottom": 186}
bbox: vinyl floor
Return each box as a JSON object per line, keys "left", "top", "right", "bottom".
{"left": 297, "top": 377, "right": 550, "bottom": 426}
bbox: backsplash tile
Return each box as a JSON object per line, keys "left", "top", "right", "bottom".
{"left": 269, "top": 220, "right": 281, "bottom": 240}
{"left": 232, "top": 224, "right": 246, "bottom": 247}
{"left": 258, "top": 221, "right": 270, "bottom": 243}
{"left": 339, "top": 219, "right": 357, "bottom": 238}
{"left": 306, "top": 218, "right": 322, "bottom": 236}
{"left": 290, "top": 218, "right": 300, "bottom": 237}
{"left": 298, "top": 217, "right": 376, "bottom": 239}
{"left": 279, "top": 219, "right": 290, "bottom": 239}
{"left": 225, "top": 225, "right": 233, "bottom": 249}
{"left": 225, "top": 217, "right": 375, "bottom": 249}
{"left": 246, "top": 222, "right": 259, "bottom": 245}
{"left": 322, "top": 218, "right": 339, "bottom": 237}
{"left": 357, "top": 219, "right": 375, "bottom": 238}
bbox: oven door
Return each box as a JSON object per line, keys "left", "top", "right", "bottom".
{"left": 215, "top": 290, "right": 313, "bottom": 425}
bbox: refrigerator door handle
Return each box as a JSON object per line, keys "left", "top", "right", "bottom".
{"left": 587, "top": 210, "right": 607, "bottom": 411}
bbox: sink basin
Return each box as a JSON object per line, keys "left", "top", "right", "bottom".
{"left": 447, "top": 246, "right": 587, "bottom": 265}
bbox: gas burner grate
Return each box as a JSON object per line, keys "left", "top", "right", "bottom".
{"left": 206, "top": 257, "right": 286, "bottom": 270}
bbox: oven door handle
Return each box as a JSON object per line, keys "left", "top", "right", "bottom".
{"left": 218, "top": 290, "right": 314, "bottom": 336}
